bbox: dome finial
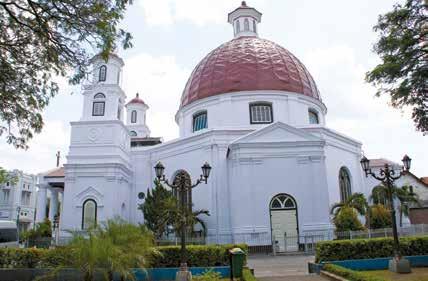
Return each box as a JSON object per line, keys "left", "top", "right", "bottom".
{"left": 241, "top": 1, "right": 247, "bottom": 6}
{"left": 136, "top": 92, "right": 139, "bottom": 98}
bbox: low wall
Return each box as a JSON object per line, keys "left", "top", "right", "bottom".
{"left": 0, "top": 266, "right": 230, "bottom": 281}
{"left": 308, "top": 255, "right": 428, "bottom": 273}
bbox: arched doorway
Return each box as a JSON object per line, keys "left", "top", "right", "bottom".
{"left": 270, "top": 194, "right": 298, "bottom": 252}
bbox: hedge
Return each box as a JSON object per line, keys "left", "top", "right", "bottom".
{"left": 0, "top": 244, "right": 248, "bottom": 269}
{"left": 150, "top": 244, "right": 247, "bottom": 267}
{"left": 316, "top": 236, "right": 428, "bottom": 262}
{"left": 323, "top": 264, "right": 386, "bottom": 281}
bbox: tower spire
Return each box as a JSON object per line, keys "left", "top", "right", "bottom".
{"left": 228, "top": 1, "right": 262, "bottom": 38}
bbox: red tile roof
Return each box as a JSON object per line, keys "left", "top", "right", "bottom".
{"left": 45, "top": 167, "right": 64, "bottom": 178}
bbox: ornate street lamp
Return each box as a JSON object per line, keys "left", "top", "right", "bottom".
{"left": 360, "top": 155, "right": 412, "bottom": 273}
{"left": 154, "top": 161, "right": 211, "bottom": 281}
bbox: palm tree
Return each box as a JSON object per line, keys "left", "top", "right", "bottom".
{"left": 369, "top": 184, "right": 420, "bottom": 227}
{"left": 330, "top": 192, "right": 369, "bottom": 218}
{"left": 44, "top": 218, "right": 154, "bottom": 281}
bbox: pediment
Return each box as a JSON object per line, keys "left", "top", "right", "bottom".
{"left": 74, "top": 186, "right": 104, "bottom": 206}
{"left": 232, "top": 122, "right": 322, "bottom": 144}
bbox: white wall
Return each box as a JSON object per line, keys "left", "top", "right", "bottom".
{"left": 176, "top": 91, "right": 327, "bottom": 138}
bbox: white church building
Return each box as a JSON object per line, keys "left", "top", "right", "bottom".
{"left": 35, "top": 2, "right": 428, "bottom": 251}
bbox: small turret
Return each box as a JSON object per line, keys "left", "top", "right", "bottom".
{"left": 126, "top": 93, "right": 151, "bottom": 138}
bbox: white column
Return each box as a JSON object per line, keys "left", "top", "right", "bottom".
{"left": 48, "top": 188, "right": 58, "bottom": 222}
{"left": 58, "top": 190, "right": 64, "bottom": 228}
{"left": 36, "top": 184, "right": 48, "bottom": 223}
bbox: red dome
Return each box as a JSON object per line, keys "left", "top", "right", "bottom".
{"left": 127, "top": 93, "right": 146, "bottom": 106}
{"left": 180, "top": 37, "right": 320, "bottom": 108}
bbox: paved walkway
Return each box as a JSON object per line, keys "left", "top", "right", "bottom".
{"left": 247, "top": 254, "right": 326, "bottom": 280}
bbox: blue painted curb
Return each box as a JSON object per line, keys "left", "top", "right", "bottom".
{"left": 312, "top": 255, "right": 428, "bottom": 271}
{"left": 132, "top": 266, "right": 230, "bottom": 281}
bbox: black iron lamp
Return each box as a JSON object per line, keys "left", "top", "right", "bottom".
{"left": 402, "top": 155, "right": 411, "bottom": 171}
{"left": 154, "top": 162, "right": 165, "bottom": 180}
{"left": 360, "top": 154, "right": 413, "bottom": 273}
{"left": 201, "top": 162, "right": 212, "bottom": 183}
{"left": 360, "top": 156, "right": 371, "bottom": 176}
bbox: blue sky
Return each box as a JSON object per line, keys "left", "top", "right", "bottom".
{"left": 0, "top": 0, "right": 426, "bottom": 177}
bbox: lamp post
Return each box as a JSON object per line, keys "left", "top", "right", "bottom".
{"left": 360, "top": 155, "right": 412, "bottom": 273}
{"left": 154, "top": 161, "right": 211, "bottom": 280}
{"left": 16, "top": 206, "right": 21, "bottom": 245}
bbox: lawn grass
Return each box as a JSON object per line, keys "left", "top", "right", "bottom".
{"left": 362, "top": 268, "right": 428, "bottom": 281}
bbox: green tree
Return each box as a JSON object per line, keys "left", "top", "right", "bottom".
{"left": 331, "top": 193, "right": 369, "bottom": 219}
{"left": 0, "top": 0, "right": 133, "bottom": 148}
{"left": 0, "top": 167, "right": 17, "bottom": 184}
{"left": 138, "top": 180, "right": 177, "bottom": 239}
{"left": 333, "top": 206, "right": 365, "bottom": 232}
{"left": 369, "top": 184, "right": 420, "bottom": 226}
{"left": 368, "top": 204, "right": 393, "bottom": 229}
{"left": 366, "top": 0, "right": 428, "bottom": 133}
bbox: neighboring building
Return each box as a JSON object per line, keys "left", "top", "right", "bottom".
{"left": 0, "top": 170, "right": 37, "bottom": 232}
{"left": 34, "top": 2, "right": 426, "bottom": 251}
{"left": 363, "top": 158, "right": 428, "bottom": 225}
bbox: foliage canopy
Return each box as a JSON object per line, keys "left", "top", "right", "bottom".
{"left": 0, "top": 0, "right": 132, "bottom": 148}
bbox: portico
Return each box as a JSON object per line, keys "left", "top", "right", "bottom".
{"left": 36, "top": 167, "right": 65, "bottom": 229}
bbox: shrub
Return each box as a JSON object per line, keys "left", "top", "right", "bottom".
{"left": 323, "top": 264, "right": 386, "bottom": 281}
{"left": 149, "top": 244, "right": 248, "bottom": 267}
{"left": 368, "top": 204, "right": 392, "bottom": 229}
{"left": 315, "top": 236, "right": 428, "bottom": 262}
{"left": 0, "top": 244, "right": 248, "bottom": 269}
{"left": 193, "top": 270, "right": 222, "bottom": 281}
{"left": 334, "top": 207, "right": 365, "bottom": 232}
{"left": 242, "top": 268, "right": 257, "bottom": 281}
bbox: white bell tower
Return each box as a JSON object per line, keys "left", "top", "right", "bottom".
{"left": 80, "top": 54, "right": 126, "bottom": 122}
{"left": 228, "top": 1, "right": 262, "bottom": 38}
{"left": 64, "top": 53, "right": 132, "bottom": 233}
{"left": 126, "top": 93, "right": 151, "bottom": 138}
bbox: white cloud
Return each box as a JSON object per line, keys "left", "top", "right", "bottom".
{"left": 303, "top": 45, "right": 427, "bottom": 176}
{"left": 0, "top": 120, "right": 70, "bottom": 174}
{"left": 138, "top": 0, "right": 267, "bottom": 26}
{"left": 122, "top": 53, "right": 190, "bottom": 140}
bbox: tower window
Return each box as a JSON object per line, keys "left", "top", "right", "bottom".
{"left": 193, "top": 111, "right": 208, "bottom": 132}
{"left": 250, "top": 102, "right": 273, "bottom": 124}
{"left": 99, "top": 65, "right": 107, "bottom": 82}
{"left": 236, "top": 20, "right": 240, "bottom": 33}
{"left": 92, "top": 93, "right": 105, "bottom": 116}
{"left": 244, "top": 18, "right": 250, "bottom": 31}
{"left": 309, "top": 109, "right": 319, "bottom": 124}
{"left": 253, "top": 20, "right": 257, "bottom": 32}
{"left": 131, "top": 110, "right": 137, "bottom": 123}
{"left": 129, "top": 130, "right": 137, "bottom": 137}
{"left": 82, "top": 199, "right": 97, "bottom": 230}
{"left": 339, "top": 167, "right": 352, "bottom": 202}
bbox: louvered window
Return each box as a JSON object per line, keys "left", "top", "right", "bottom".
{"left": 250, "top": 103, "right": 273, "bottom": 124}
{"left": 193, "top": 111, "right": 207, "bottom": 132}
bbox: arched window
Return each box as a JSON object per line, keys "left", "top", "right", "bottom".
{"left": 270, "top": 194, "right": 296, "bottom": 210}
{"left": 236, "top": 20, "right": 241, "bottom": 33}
{"left": 250, "top": 102, "right": 273, "bottom": 124}
{"left": 92, "top": 93, "right": 106, "bottom": 116}
{"left": 339, "top": 167, "right": 352, "bottom": 202}
{"left": 244, "top": 18, "right": 250, "bottom": 31}
{"left": 253, "top": 20, "right": 257, "bottom": 32}
{"left": 99, "top": 65, "right": 107, "bottom": 82}
{"left": 82, "top": 199, "right": 97, "bottom": 230}
{"left": 131, "top": 110, "right": 137, "bottom": 123}
{"left": 193, "top": 111, "right": 207, "bottom": 132}
{"left": 129, "top": 130, "right": 137, "bottom": 137}
{"left": 308, "top": 109, "right": 319, "bottom": 124}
